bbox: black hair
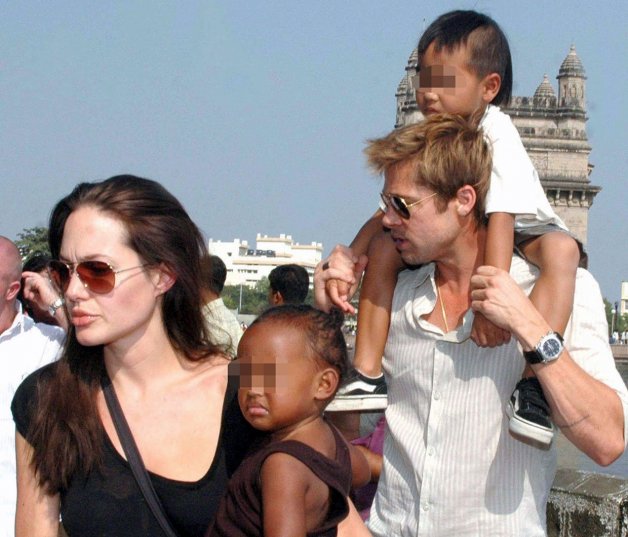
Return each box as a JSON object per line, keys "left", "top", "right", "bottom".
{"left": 268, "top": 264, "right": 309, "bottom": 304}
{"left": 417, "top": 10, "right": 512, "bottom": 106}
{"left": 201, "top": 254, "right": 227, "bottom": 294}
{"left": 251, "top": 305, "right": 349, "bottom": 385}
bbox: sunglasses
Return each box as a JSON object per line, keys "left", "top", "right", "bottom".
{"left": 48, "top": 260, "right": 147, "bottom": 295}
{"left": 379, "top": 191, "right": 437, "bottom": 219}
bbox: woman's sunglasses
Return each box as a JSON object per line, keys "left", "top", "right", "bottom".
{"left": 379, "top": 191, "right": 437, "bottom": 219}
{"left": 48, "top": 260, "right": 147, "bottom": 295}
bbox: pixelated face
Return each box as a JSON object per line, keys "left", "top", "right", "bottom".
{"left": 236, "top": 321, "right": 321, "bottom": 435}
{"left": 413, "top": 42, "right": 493, "bottom": 117}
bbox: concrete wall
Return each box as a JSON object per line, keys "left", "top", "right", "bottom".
{"left": 548, "top": 469, "right": 628, "bottom": 537}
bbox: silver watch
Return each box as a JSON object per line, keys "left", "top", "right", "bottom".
{"left": 523, "top": 331, "right": 564, "bottom": 364}
{"left": 48, "top": 297, "right": 65, "bottom": 316}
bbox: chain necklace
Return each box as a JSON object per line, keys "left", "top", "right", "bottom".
{"left": 436, "top": 269, "right": 450, "bottom": 333}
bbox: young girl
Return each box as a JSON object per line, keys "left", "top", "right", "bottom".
{"left": 326, "top": 10, "right": 581, "bottom": 447}
{"left": 207, "top": 305, "right": 370, "bottom": 537}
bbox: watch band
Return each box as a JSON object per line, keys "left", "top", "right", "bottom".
{"left": 48, "top": 297, "right": 65, "bottom": 316}
{"left": 523, "top": 331, "right": 564, "bottom": 365}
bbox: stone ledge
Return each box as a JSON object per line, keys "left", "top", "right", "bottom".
{"left": 548, "top": 469, "right": 628, "bottom": 537}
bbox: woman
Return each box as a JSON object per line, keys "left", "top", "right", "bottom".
{"left": 12, "top": 175, "right": 253, "bottom": 536}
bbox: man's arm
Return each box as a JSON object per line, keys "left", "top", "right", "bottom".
{"left": 471, "top": 265, "right": 625, "bottom": 466}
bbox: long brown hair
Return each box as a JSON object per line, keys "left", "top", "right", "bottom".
{"left": 29, "top": 175, "right": 221, "bottom": 493}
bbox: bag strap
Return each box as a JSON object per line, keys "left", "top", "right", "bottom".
{"left": 101, "top": 373, "right": 179, "bottom": 537}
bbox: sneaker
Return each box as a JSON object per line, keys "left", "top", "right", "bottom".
{"left": 326, "top": 371, "right": 388, "bottom": 412}
{"left": 506, "top": 377, "right": 554, "bottom": 447}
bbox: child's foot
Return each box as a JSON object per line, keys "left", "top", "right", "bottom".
{"left": 506, "top": 377, "right": 554, "bottom": 447}
{"left": 326, "top": 370, "right": 388, "bottom": 412}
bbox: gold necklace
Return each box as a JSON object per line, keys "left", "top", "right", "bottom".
{"left": 436, "top": 270, "right": 450, "bottom": 333}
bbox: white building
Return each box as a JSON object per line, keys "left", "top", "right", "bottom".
{"left": 208, "top": 234, "right": 323, "bottom": 288}
{"left": 621, "top": 282, "right": 628, "bottom": 316}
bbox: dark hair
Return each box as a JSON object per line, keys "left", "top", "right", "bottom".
{"left": 251, "top": 305, "right": 349, "bottom": 387}
{"left": 417, "top": 10, "right": 512, "bottom": 106}
{"left": 201, "top": 255, "right": 227, "bottom": 295}
{"left": 31, "top": 174, "right": 221, "bottom": 493}
{"left": 18, "top": 254, "right": 52, "bottom": 318}
{"left": 268, "top": 264, "right": 309, "bottom": 304}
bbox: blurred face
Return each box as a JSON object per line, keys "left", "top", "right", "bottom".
{"left": 414, "top": 42, "right": 494, "bottom": 117}
{"left": 59, "top": 206, "right": 165, "bottom": 349}
{"left": 237, "top": 321, "right": 322, "bottom": 437}
{"left": 381, "top": 160, "right": 459, "bottom": 266}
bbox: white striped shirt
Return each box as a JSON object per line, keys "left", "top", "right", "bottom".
{"left": 368, "top": 256, "right": 628, "bottom": 537}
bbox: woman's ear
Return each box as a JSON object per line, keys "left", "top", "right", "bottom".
{"left": 315, "top": 368, "right": 340, "bottom": 401}
{"left": 153, "top": 263, "right": 177, "bottom": 296}
{"left": 455, "top": 185, "right": 477, "bottom": 217}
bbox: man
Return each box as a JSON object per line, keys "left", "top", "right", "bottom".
{"left": 268, "top": 264, "right": 309, "bottom": 305}
{"left": 315, "top": 115, "right": 627, "bottom": 536}
{"left": 202, "top": 254, "right": 243, "bottom": 358}
{"left": 0, "top": 236, "right": 64, "bottom": 535}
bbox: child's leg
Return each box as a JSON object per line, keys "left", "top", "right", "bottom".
{"left": 352, "top": 230, "right": 404, "bottom": 377}
{"left": 519, "top": 231, "right": 580, "bottom": 377}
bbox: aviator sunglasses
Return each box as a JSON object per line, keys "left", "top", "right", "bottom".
{"left": 379, "top": 191, "right": 437, "bottom": 219}
{"left": 48, "top": 260, "right": 147, "bottom": 295}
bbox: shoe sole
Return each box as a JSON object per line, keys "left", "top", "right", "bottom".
{"left": 326, "top": 395, "right": 388, "bottom": 412}
{"left": 506, "top": 402, "right": 554, "bottom": 446}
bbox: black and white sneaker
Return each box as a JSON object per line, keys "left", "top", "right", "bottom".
{"left": 326, "top": 371, "right": 388, "bottom": 412}
{"left": 506, "top": 377, "right": 554, "bottom": 447}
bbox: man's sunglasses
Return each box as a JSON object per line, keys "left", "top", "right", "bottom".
{"left": 48, "top": 260, "right": 147, "bottom": 295}
{"left": 379, "top": 191, "right": 437, "bottom": 219}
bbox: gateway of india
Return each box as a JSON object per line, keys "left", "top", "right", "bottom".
{"left": 395, "top": 45, "right": 598, "bottom": 247}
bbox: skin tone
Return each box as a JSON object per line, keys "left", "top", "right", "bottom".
{"left": 15, "top": 206, "right": 231, "bottom": 536}
{"left": 237, "top": 321, "right": 370, "bottom": 537}
{"left": 315, "top": 163, "right": 625, "bottom": 466}
{"left": 0, "top": 237, "right": 22, "bottom": 334}
{"left": 21, "top": 270, "right": 68, "bottom": 328}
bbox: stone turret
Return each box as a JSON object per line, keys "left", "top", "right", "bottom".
{"left": 557, "top": 45, "right": 586, "bottom": 111}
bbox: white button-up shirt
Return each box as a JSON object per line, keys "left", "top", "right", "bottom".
{"left": 368, "top": 257, "right": 628, "bottom": 537}
{"left": 0, "top": 304, "right": 64, "bottom": 537}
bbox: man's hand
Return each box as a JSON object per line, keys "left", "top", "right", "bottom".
{"left": 470, "top": 265, "right": 547, "bottom": 342}
{"left": 314, "top": 245, "right": 368, "bottom": 313}
{"left": 21, "top": 271, "right": 60, "bottom": 310}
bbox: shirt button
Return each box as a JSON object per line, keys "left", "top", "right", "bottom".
{"left": 422, "top": 502, "right": 430, "bottom": 512}
{"left": 427, "top": 447, "right": 435, "bottom": 456}
{"left": 433, "top": 392, "right": 440, "bottom": 400}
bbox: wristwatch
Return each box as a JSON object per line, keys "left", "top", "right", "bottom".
{"left": 523, "top": 331, "right": 564, "bottom": 364}
{"left": 48, "top": 297, "right": 65, "bottom": 316}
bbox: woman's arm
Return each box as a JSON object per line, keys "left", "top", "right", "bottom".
{"left": 15, "top": 432, "right": 60, "bottom": 537}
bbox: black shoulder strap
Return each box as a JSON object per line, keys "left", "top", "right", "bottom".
{"left": 101, "top": 373, "right": 179, "bottom": 537}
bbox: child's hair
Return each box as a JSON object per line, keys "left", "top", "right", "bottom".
{"left": 417, "top": 10, "right": 512, "bottom": 107}
{"left": 251, "top": 305, "right": 350, "bottom": 386}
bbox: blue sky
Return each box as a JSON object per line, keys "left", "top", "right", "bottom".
{"left": 2, "top": 1, "right": 626, "bottom": 301}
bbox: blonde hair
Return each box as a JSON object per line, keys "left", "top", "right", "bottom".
{"left": 364, "top": 114, "right": 492, "bottom": 223}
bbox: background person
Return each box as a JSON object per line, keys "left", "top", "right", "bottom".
{"left": 268, "top": 264, "right": 309, "bottom": 306}
{"left": 201, "top": 254, "right": 243, "bottom": 359}
{"left": 0, "top": 237, "right": 64, "bottom": 537}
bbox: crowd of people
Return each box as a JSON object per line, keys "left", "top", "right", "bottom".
{"left": 2, "top": 9, "right": 627, "bottom": 537}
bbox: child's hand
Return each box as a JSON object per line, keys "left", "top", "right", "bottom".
{"left": 470, "top": 311, "right": 511, "bottom": 347}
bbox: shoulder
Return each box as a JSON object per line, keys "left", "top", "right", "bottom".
{"left": 11, "top": 361, "right": 57, "bottom": 439}
{"left": 480, "top": 105, "right": 519, "bottom": 140}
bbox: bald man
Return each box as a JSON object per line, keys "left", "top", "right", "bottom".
{"left": 0, "top": 236, "right": 64, "bottom": 536}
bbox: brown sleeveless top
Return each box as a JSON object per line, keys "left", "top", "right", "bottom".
{"left": 207, "top": 423, "right": 352, "bottom": 537}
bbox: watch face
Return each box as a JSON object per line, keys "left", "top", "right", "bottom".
{"left": 541, "top": 337, "right": 562, "bottom": 359}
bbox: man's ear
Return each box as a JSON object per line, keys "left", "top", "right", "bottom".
{"left": 5, "top": 281, "right": 20, "bottom": 302}
{"left": 455, "top": 185, "right": 477, "bottom": 217}
{"left": 314, "top": 367, "right": 340, "bottom": 401}
{"left": 270, "top": 291, "right": 284, "bottom": 306}
{"left": 153, "top": 264, "right": 177, "bottom": 296}
{"left": 481, "top": 72, "right": 501, "bottom": 104}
